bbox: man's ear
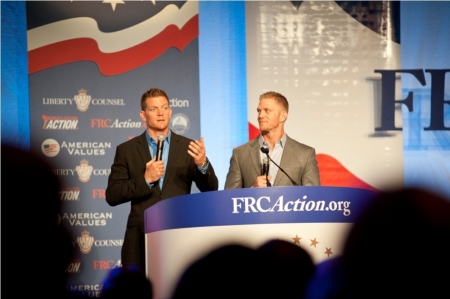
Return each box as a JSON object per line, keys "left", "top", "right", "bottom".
{"left": 139, "top": 110, "right": 146, "bottom": 121}
{"left": 281, "top": 111, "right": 288, "bottom": 122}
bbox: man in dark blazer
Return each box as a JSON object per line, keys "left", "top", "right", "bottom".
{"left": 106, "top": 87, "right": 218, "bottom": 270}
{"left": 224, "top": 91, "right": 320, "bottom": 189}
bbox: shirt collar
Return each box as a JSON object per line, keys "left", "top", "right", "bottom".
{"left": 259, "top": 133, "right": 286, "bottom": 149}
{"left": 145, "top": 130, "right": 171, "bottom": 146}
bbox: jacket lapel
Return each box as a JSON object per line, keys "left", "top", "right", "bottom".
{"left": 249, "top": 138, "right": 262, "bottom": 177}
{"left": 136, "top": 132, "right": 152, "bottom": 163}
{"left": 274, "top": 135, "right": 293, "bottom": 186}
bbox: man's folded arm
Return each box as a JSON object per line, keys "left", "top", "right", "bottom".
{"left": 105, "top": 147, "right": 153, "bottom": 206}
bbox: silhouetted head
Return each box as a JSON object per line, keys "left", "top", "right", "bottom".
{"left": 101, "top": 265, "right": 153, "bottom": 299}
{"left": 258, "top": 239, "right": 315, "bottom": 298}
{"left": 2, "top": 144, "right": 73, "bottom": 298}
{"left": 340, "top": 187, "right": 450, "bottom": 298}
{"left": 172, "top": 244, "right": 267, "bottom": 299}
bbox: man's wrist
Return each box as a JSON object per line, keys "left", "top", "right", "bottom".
{"left": 199, "top": 158, "right": 209, "bottom": 168}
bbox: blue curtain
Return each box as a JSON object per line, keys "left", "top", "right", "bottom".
{"left": 1, "top": 1, "right": 30, "bottom": 150}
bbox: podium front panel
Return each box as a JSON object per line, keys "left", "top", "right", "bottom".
{"left": 144, "top": 186, "right": 377, "bottom": 299}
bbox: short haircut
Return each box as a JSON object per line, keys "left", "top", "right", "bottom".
{"left": 140, "top": 87, "right": 169, "bottom": 110}
{"left": 259, "top": 91, "right": 289, "bottom": 112}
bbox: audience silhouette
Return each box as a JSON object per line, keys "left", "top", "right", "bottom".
{"left": 4, "top": 148, "right": 447, "bottom": 299}
{"left": 258, "top": 239, "right": 315, "bottom": 298}
{"left": 332, "top": 187, "right": 450, "bottom": 298}
{"left": 2, "top": 144, "right": 74, "bottom": 298}
{"left": 101, "top": 265, "right": 153, "bottom": 299}
{"left": 171, "top": 240, "right": 315, "bottom": 299}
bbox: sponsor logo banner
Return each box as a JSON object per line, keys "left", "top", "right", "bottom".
{"left": 60, "top": 187, "right": 81, "bottom": 201}
{"left": 66, "top": 284, "right": 103, "bottom": 298}
{"left": 75, "top": 230, "right": 123, "bottom": 254}
{"left": 62, "top": 212, "right": 113, "bottom": 226}
{"left": 93, "top": 260, "right": 122, "bottom": 270}
{"left": 42, "top": 115, "right": 79, "bottom": 130}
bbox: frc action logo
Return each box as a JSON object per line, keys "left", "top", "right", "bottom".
{"left": 93, "top": 260, "right": 122, "bottom": 270}
{"left": 91, "top": 118, "right": 143, "bottom": 128}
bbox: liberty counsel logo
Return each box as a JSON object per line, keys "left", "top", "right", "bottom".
{"left": 41, "top": 138, "right": 60, "bottom": 157}
{"left": 77, "top": 230, "right": 94, "bottom": 254}
{"left": 74, "top": 88, "right": 92, "bottom": 112}
{"left": 76, "top": 160, "right": 93, "bottom": 182}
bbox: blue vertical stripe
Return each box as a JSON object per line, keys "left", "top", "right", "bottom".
{"left": 1, "top": 1, "right": 30, "bottom": 150}
{"left": 199, "top": 1, "right": 248, "bottom": 190}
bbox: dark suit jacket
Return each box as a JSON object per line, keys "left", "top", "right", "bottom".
{"left": 106, "top": 131, "right": 218, "bottom": 269}
{"left": 224, "top": 135, "right": 320, "bottom": 189}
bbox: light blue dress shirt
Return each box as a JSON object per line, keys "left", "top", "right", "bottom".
{"left": 259, "top": 134, "right": 287, "bottom": 185}
{"left": 145, "top": 130, "right": 171, "bottom": 189}
{"left": 145, "top": 130, "right": 209, "bottom": 189}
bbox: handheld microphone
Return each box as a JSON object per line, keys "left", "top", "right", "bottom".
{"left": 262, "top": 156, "right": 269, "bottom": 175}
{"left": 156, "top": 134, "right": 165, "bottom": 161}
{"left": 262, "top": 156, "right": 271, "bottom": 187}
{"left": 260, "top": 147, "right": 299, "bottom": 186}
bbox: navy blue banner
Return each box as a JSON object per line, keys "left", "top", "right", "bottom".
{"left": 145, "top": 186, "right": 378, "bottom": 232}
{"left": 26, "top": 2, "right": 201, "bottom": 295}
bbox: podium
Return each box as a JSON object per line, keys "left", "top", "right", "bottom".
{"left": 144, "top": 186, "right": 377, "bottom": 299}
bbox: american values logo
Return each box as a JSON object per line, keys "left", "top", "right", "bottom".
{"left": 42, "top": 115, "right": 79, "bottom": 130}
{"left": 60, "top": 141, "right": 111, "bottom": 156}
{"left": 42, "top": 139, "right": 111, "bottom": 156}
{"left": 41, "top": 138, "right": 60, "bottom": 157}
{"left": 62, "top": 212, "right": 112, "bottom": 226}
{"left": 66, "top": 285, "right": 103, "bottom": 298}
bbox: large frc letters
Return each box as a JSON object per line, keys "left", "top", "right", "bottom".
{"left": 425, "top": 69, "right": 450, "bottom": 130}
{"left": 375, "top": 69, "right": 425, "bottom": 131}
{"left": 375, "top": 69, "right": 449, "bottom": 131}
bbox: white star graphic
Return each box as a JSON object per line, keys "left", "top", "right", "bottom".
{"left": 102, "top": 0, "right": 125, "bottom": 12}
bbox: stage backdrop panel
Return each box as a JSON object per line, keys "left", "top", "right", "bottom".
{"left": 400, "top": 1, "right": 450, "bottom": 198}
{"left": 27, "top": 1, "right": 201, "bottom": 296}
{"left": 246, "top": 1, "right": 402, "bottom": 191}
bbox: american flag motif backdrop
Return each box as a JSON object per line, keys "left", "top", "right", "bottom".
{"left": 27, "top": 1, "right": 201, "bottom": 295}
